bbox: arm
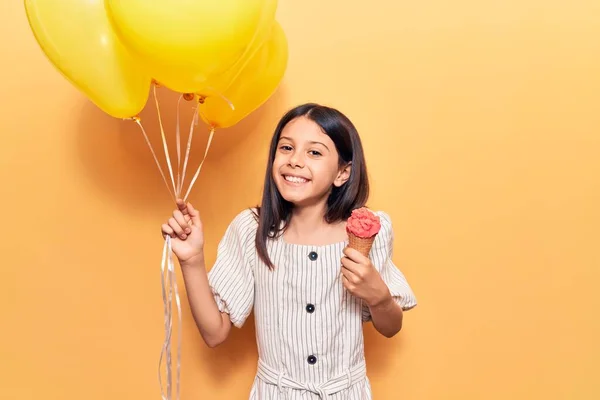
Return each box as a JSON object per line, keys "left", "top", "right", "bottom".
{"left": 366, "top": 290, "right": 403, "bottom": 338}
{"left": 344, "top": 212, "right": 417, "bottom": 337}
{"left": 180, "top": 255, "right": 232, "bottom": 348}
{"left": 341, "top": 247, "right": 404, "bottom": 338}
{"left": 162, "top": 200, "right": 232, "bottom": 348}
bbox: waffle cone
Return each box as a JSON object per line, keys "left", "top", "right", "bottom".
{"left": 347, "top": 233, "right": 376, "bottom": 257}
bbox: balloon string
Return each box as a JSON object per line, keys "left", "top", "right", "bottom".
{"left": 183, "top": 127, "right": 215, "bottom": 202}
{"left": 158, "top": 237, "right": 182, "bottom": 400}
{"left": 169, "top": 239, "right": 183, "bottom": 400}
{"left": 166, "top": 241, "right": 173, "bottom": 400}
{"left": 132, "top": 118, "right": 175, "bottom": 202}
{"left": 127, "top": 92, "right": 197, "bottom": 400}
{"left": 179, "top": 106, "right": 199, "bottom": 200}
{"left": 153, "top": 85, "right": 177, "bottom": 195}
{"left": 175, "top": 95, "right": 183, "bottom": 197}
{"left": 158, "top": 237, "right": 170, "bottom": 400}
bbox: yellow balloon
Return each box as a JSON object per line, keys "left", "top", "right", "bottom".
{"left": 24, "top": 0, "right": 151, "bottom": 119}
{"left": 201, "top": 0, "right": 278, "bottom": 95}
{"left": 105, "top": 0, "right": 277, "bottom": 94}
{"left": 198, "top": 21, "right": 288, "bottom": 129}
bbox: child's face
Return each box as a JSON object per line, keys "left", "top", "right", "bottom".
{"left": 272, "top": 116, "right": 350, "bottom": 207}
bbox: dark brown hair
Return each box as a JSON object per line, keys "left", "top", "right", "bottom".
{"left": 254, "top": 103, "right": 369, "bottom": 268}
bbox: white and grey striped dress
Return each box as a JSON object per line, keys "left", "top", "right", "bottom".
{"left": 208, "top": 209, "right": 417, "bottom": 399}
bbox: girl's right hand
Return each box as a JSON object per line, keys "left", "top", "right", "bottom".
{"left": 161, "top": 200, "right": 205, "bottom": 264}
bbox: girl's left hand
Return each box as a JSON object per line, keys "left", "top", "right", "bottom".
{"left": 341, "top": 247, "right": 391, "bottom": 307}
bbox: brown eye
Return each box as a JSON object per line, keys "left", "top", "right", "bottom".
{"left": 308, "top": 150, "right": 322, "bottom": 157}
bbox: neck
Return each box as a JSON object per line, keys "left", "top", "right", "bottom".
{"left": 284, "top": 199, "right": 348, "bottom": 246}
{"left": 292, "top": 200, "right": 326, "bottom": 221}
{"left": 288, "top": 201, "right": 328, "bottom": 233}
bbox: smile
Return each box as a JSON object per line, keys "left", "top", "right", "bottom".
{"left": 283, "top": 175, "right": 309, "bottom": 184}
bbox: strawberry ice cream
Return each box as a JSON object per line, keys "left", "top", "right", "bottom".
{"left": 346, "top": 207, "right": 381, "bottom": 257}
{"left": 346, "top": 207, "right": 381, "bottom": 239}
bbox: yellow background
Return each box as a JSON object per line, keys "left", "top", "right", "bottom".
{"left": 2, "top": 1, "right": 599, "bottom": 399}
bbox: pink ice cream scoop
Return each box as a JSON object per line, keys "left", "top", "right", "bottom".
{"left": 346, "top": 207, "right": 381, "bottom": 239}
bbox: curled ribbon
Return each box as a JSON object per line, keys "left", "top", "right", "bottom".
{"left": 159, "top": 236, "right": 182, "bottom": 400}
{"left": 128, "top": 84, "right": 226, "bottom": 400}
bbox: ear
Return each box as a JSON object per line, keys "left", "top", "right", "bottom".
{"left": 334, "top": 162, "right": 352, "bottom": 187}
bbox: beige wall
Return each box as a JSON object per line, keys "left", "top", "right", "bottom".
{"left": 2, "top": 1, "right": 599, "bottom": 399}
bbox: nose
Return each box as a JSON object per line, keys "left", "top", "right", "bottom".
{"left": 288, "top": 150, "right": 304, "bottom": 168}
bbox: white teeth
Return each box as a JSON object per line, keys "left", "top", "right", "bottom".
{"left": 285, "top": 175, "right": 308, "bottom": 183}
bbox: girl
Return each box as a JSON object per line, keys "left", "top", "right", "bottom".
{"left": 161, "top": 103, "right": 417, "bottom": 399}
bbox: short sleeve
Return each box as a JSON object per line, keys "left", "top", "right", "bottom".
{"left": 207, "top": 209, "right": 257, "bottom": 328}
{"left": 362, "top": 211, "right": 417, "bottom": 322}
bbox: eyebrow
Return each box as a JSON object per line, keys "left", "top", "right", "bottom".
{"left": 279, "top": 136, "right": 330, "bottom": 151}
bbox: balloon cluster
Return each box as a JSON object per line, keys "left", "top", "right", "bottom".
{"left": 25, "top": 0, "right": 288, "bottom": 129}
{"left": 25, "top": 5, "right": 288, "bottom": 400}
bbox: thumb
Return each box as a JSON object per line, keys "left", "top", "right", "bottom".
{"left": 187, "top": 202, "right": 201, "bottom": 226}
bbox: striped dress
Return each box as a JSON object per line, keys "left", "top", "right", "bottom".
{"left": 208, "top": 209, "right": 417, "bottom": 399}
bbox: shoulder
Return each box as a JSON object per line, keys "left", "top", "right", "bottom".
{"left": 372, "top": 210, "right": 394, "bottom": 247}
{"left": 231, "top": 207, "right": 259, "bottom": 227}
{"left": 225, "top": 208, "right": 259, "bottom": 241}
{"left": 230, "top": 208, "right": 259, "bottom": 230}
{"left": 372, "top": 210, "right": 393, "bottom": 235}
{"left": 374, "top": 211, "right": 393, "bottom": 229}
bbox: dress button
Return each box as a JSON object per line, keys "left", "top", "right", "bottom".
{"left": 307, "top": 355, "right": 317, "bottom": 365}
{"left": 308, "top": 251, "right": 318, "bottom": 261}
{"left": 306, "top": 303, "right": 315, "bottom": 313}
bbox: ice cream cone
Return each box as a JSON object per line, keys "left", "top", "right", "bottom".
{"left": 347, "top": 233, "right": 376, "bottom": 257}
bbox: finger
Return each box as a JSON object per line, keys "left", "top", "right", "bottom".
{"left": 168, "top": 217, "right": 187, "bottom": 240}
{"left": 173, "top": 210, "right": 191, "bottom": 234}
{"left": 341, "top": 264, "right": 360, "bottom": 284}
{"left": 341, "top": 255, "right": 362, "bottom": 275}
{"left": 161, "top": 224, "right": 175, "bottom": 239}
{"left": 343, "top": 247, "right": 367, "bottom": 263}
{"left": 341, "top": 274, "right": 354, "bottom": 291}
{"left": 176, "top": 199, "right": 188, "bottom": 215}
{"left": 187, "top": 202, "right": 201, "bottom": 226}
